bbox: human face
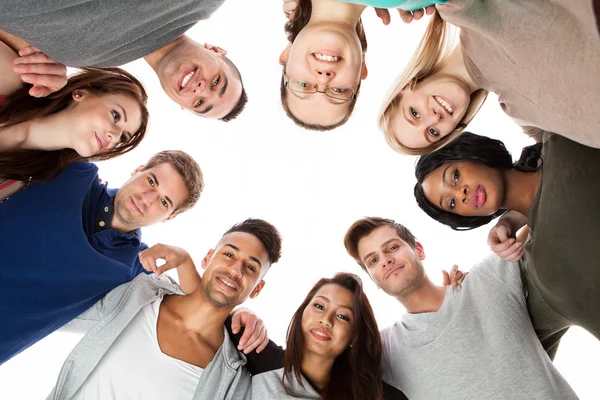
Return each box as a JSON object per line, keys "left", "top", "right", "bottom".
{"left": 67, "top": 90, "right": 142, "bottom": 157}
{"left": 281, "top": 22, "right": 367, "bottom": 126}
{"left": 391, "top": 75, "right": 471, "bottom": 149}
{"left": 112, "top": 162, "right": 189, "bottom": 230}
{"left": 156, "top": 41, "right": 242, "bottom": 119}
{"left": 421, "top": 161, "right": 505, "bottom": 217}
{"left": 301, "top": 284, "right": 354, "bottom": 360}
{"left": 357, "top": 226, "right": 425, "bottom": 298}
{"left": 200, "top": 232, "right": 269, "bottom": 308}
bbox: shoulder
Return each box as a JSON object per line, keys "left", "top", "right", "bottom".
{"left": 469, "top": 255, "right": 525, "bottom": 296}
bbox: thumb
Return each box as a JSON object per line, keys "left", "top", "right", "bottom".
{"left": 155, "top": 259, "right": 175, "bottom": 275}
{"left": 374, "top": 8, "right": 391, "bottom": 25}
{"left": 496, "top": 226, "right": 509, "bottom": 243}
{"left": 442, "top": 270, "right": 450, "bottom": 286}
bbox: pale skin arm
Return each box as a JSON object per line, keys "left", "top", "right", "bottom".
{"left": 488, "top": 211, "right": 529, "bottom": 261}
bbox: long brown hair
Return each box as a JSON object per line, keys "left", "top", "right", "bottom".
{"left": 281, "top": 0, "right": 368, "bottom": 131}
{"left": 283, "top": 273, "right": 382, "bottom": 400}
{"left": 0, "top": 67, "right": 149, "bottom": 182}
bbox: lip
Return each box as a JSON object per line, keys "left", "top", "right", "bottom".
{"left": 311, "top": 51, "right": 342, "bottom": 63}
{"left": 129, "top": 196, "right": 143, "bottom": 216}
{"left": 434, "top": 95, "right": 455, "bottom": 116}
{"left": 310, "top": 328, "right": 332, "bottom": 341}
{"left": 177, "top": 67, "right": 198, "bottom": 94}
{"left": 216, "top": 276, "right": 238, "bottom": 292}
{"left": 94, "top": 132, "right": 105, "bottom": 152}
{"left": 385, "top": 265, "right": 405, "bottom": 280}
{"left": 470, "top": 185, "right": 486, "bottom": 208}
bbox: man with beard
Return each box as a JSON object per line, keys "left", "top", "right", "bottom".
{"left": 46, "top": 219, "right": 283, "bottom": 400}
{"left": 0, "top": 150, "right": 203, "bottom": 364}
{"left": 343, "top": 217, "right": 578, "bottom": 400}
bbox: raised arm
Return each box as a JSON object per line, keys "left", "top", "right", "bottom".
{"left": 0, "top": 39, "right": 21, "bottom": 95}
{"left": 137, "top": 243, "right": 201, "bottom": 294}
{"left": 487, "top": 210, "right": 528, "bottom": 262}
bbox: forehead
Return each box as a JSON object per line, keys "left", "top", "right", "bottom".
{"left": 356, "top": 225, "right": 403, "bottom": 257}
{"left": 217, "top": 232, "right": 270, "bottom": 266}
{"left": 313, "top": 284, "right": 353, "bottom": 309}
{"left": 421, "top": 162, "right": 450, "bottom": 203}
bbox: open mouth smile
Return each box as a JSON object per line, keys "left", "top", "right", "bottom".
{"left": 434, "top": 95, "right": 454, "bottom": 115}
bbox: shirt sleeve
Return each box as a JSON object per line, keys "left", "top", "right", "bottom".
{"left": 383, "top": 380, "right": 409, "bottom": 400}
{"left": 132, "top": 242, "right": 151, "bottom": 277}
{"left": 224, "top": 315, "right": 285, "bottom": 375}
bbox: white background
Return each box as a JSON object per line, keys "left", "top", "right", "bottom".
{"left": 1, "top": 1, "right": 598, "bottom": 398}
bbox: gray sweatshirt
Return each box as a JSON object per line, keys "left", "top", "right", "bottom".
{"left": 46, "top": 273, "right": 251, "bottom": 400}
{"left": 381, "top": 255, "right": 578, "bottom": 400}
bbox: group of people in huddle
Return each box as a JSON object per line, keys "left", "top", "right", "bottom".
{"left": 0, "top": 0, "right": 599, "bottom": 399}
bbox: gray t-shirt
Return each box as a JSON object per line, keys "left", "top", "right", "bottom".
{"left": 381, "top": 255, "right": 578, "bottom": 400}
{"left": 250, "top": 367, "right": 320, "bottom": 400}
{"left": 0, "top": 0, "right": 224, "bottom": 67}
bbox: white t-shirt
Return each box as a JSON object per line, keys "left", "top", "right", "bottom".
{"left": 72, "top": 295, "right": 203, "bottom": 400}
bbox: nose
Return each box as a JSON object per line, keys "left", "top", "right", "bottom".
{"left": 314, "top": 68, "right": 336, "bottom": 85}
{"left": 382, "top": 254, "right": 394, "bottom": 267}
{"left": 319, "top": 317, "right": 332, "bottom": 328}
{"left": 458, "top": 185, "right": 468, "bottom": 204}
{"left": 192, "top": 78, "right": 211, "bottom": 97}
{"left": 106, "top": 130, "right": 123, "bottom": 147}
{"left": 228, "top": 261, "right": 244, "bottom": 279}
{"left": 139, "top": 190, "right": 158, "bottom": 207}
{"left": 425, "top": 108, "right": 441, "bottom": 125}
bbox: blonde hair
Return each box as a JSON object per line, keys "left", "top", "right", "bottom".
{"left": 378, "top": 12, "right": 488, "bottom": 155}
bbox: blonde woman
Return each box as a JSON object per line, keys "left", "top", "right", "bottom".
{"left": 378, "top": 0, "right": 600, "bottom": 155}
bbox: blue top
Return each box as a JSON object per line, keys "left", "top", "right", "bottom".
{"left": 336, "top": 0, "right": 446, "bottom": 11}
{"left": 0, "top": 162, "right": 149, "bottom": 364}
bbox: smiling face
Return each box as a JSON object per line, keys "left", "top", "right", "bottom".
{"left": 67, "top": 90, "right": 142, "bottom": 157}
{"left": 390, "top": 75, "right": 471, "bottom": 150}
{"left": 421, "top": 161, "right": 505, "bottom": 217}
{"left": 356, "top": 226, "right": 425, "bottom": 298}
{"left": 281, "top": 22, "right": 367, "bottom": 126}
{"left": 155, "top": 41, "right": 242, "bottom": 119}
{"left": 301, "top": 283, "right": 354, "bottom": 361}
{"left": 200, "top": 232, "right": 270, "bottom": 308}
{"left": 112, "top": 162, "right": 190, "bottom": 230}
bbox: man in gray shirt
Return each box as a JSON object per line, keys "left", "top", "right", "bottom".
{"left": 0, "top": 0, "right": 247, "bottom": 121}
{"left": 344, "top": 217, "right": 578, "bottom": 400}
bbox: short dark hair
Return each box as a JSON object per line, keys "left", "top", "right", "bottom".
{"left": 223, "top": 218, "right": 282, "bottom": 266}
{"left": 220, "top": 55, "right": 248, "bottom": 122}
{"left": 414, "top": 132, "right": 543, "bottom": 231}
{"left": 344, "top": 217, "right": 417, "bottom": 273}
{"left": 142, "top": 150, "right": 203, "bottom": 215}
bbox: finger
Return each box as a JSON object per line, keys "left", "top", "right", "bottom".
{"left": 28, "top": 86, "right": 52, "bottom": 98}
{"left": 230, "top": 312, "right": 241, "bottom": 335}
{"left": 14, "top": 51, "right": 60, "bottom": 65}
{"left": 442, "top": 270, "right": 450, "bottom": 286}
{"left": 398, "top": 10, "right": 414, "bottom": 23}
{"left": 495, "top": 226, "right": 510, "bottom": 243}
{"left": 425, "top": 5, "right": 436, "bottom": 15}
{"left": 490, "top": 237, "right": 515, "bottom": 254}
{"left": 504, "top": 249, "right": 524, "bottom": 262}
{"left": 457, "top": 271, "right": 469, "bottom": 285}
{"left": 18, "top": 46, "right": 46, "bottom": 57}
{"left": 238, "top": 317, "right": 257, "bottom": 349}
{"left": 243, "top": 325, "right": 266, "bottom": 354}
{"left": 154, "top": 259, "right": 176, "bottom": 276}
{"left": 412, "top": 9, "right": 425, "bottom": 20}
{"left": 17, "top": 72, "right": 67, "bottom": 91}
{"left": 138, "top": 252, "right": 157, "bottom": 273}
{"left": 256, "top": 329, "right": 269, "bottom": 354}
{"left": 241, "top": 319, "right": 264, "bottom": 351}
{"left": 374, "top": 8, "right": 391, "bottom": 25}
{"left": 497, "top": 242, "right": 522, "bottom": 259}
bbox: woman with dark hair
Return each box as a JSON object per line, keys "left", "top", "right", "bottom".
{"left": 0, "top": 44, "right": 149, "bottom": 201}
{"left": 279, "top": 0, "right": 370, "bottom": 132}
{"left": 413, "top": 130, "right": 600, "bottom": 345}
{"left": 230, "top": 273, "right": 406, "bottom": 399}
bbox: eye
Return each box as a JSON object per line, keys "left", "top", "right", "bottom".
{"left": 453, "top": 169, "right": 459, "bottom": 185}
{"left": 212, "top": 76, "right": 220, "bottom": 88}
{"left": 386, "top": 245, "right": 398, "bottom": 253}
{"left": 449, "top": 198, "right": 456, "bottom": 210}
{"left": 147, "top": 177, "right": 155, "bottom": 187}
{"left": 297, "top": 80, "right": 310, "bottom": 88}
{"left": 428, "top": 127, "right": 440, "bottom": 137}
{"left": 410, "top": 107, "right": 420, "bottom": 119}
{"left": 337, "top": 313, "right": 351, "bottom": 322}
{"left": 195, "top": 98, "right": 204, "bottom": 108}
{"left": 111, "top": 110, "right": 121, "bottom": 123}
{"left": 331, "top": 87, "right": 348, "bottom": 94}
{"left": 223, "top": 252, "right": 234, "bottom": 259}
{"left": 161, "top": 199, "right": 168, "bottom": 208}
{"left": 368, "top": 257, "right": 378, "bottom": 266}
{"left": 246, "top": 265, "right": 256, "bottom": 273}
{"left": 313, "top": 303, "right": 325, "bottom": 310}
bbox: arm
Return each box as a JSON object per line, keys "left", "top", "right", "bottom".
{"left": 137, "top": 243, "right": 201, "bottom": 294}
{"left": 0, "top": 39, "right": 22, "bottom": 95}
{"left": 487, "top": 210, "right": 528, "bottom": 261}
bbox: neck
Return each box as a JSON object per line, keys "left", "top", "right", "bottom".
{"left": 501, "top": 169, "right": 541, "bottom": 217}
{"left": 164, "top": 286, "right": 233, "bottom": 343}
{"left": 309, "top": 0, "right": 365, "bottom": 26}
{"left": 144, "top": 34, "right": 187, "bottom": 71}
{"left": 0, "top": 113, "right": 73, "bottom": 152}
{"left": 396, "top": 276, "right": 446, "bottom": 314}
{"left": 109, "top": 210, "right": 139, "bottom": 234}
{"left": 300, "top": 352, "right": 334, "bottom": 392}
{"left": 437, "top": 46, "right": 479, "bottom": 94}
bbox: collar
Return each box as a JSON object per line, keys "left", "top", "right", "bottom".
{"left": 94, "top": 186, "right": 142, "bottom": 245}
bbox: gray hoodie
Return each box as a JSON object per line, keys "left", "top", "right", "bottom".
{"left": 46, "top": 273, "right": 251, "bottom": 400}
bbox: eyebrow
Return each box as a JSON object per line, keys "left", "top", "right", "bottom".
{"left": 219, "top": 74, "right": 228, "bottom": 97}
{"left": 118, "top": 104, "right": 128, "bottom": 123}
{"left": 362, "top": 238, "right": 398, "bottom": 264}
{"left": 150, "top": 172, "right": 173, "bottom": 208}
{"left": 439, "top": 165, "right": 450, "bottom": 209}
{"left": 314, "top": 295, "right": 353, "bottom": 311}
{"left": 223, "top": 244, "right": 263, "bottom": 269}
{"left": 198, "top": 104, "right": 214, "bottom": 115}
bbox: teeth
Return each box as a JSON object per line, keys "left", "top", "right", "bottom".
{"left": 313, "top": 330, "right": 329, "bottom": 338}
{"left": 314, "top": 53, "right": 339, "bottom": 62}
{"left": 434, "top": 96, "right": 453, "bottom": 114}
{"left": 219, "top": 278, "right": 236, "bottom": 289}
{"left": 181, "top": 70, "right": 195, "bottom": 89}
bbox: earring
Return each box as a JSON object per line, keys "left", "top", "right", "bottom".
{"left": 74, "top": 93, "right": 81, "bottom": 99}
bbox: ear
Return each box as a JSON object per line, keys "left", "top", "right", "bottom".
{"left": 163, "top": 212, "right": 178, "bottom": 222}
{"left": 361, "top": 59, "right": 368, "bottom": 80}
{"left": 201, "top": 249, "right": 215, "bottom": 271}
{"left": 415, "top": 241, "right": 425, "bottom": 261}
{"left": 279, "top": 45, "right": 291, "bottom": 66}
{"left": 131, "top": 165, "right": 145, "bottom": 177}
{"left": 249, "top": 279, "right": 265, "bottom": 299}
{"left": 203, "top": 43, "right": 227, "bottom": 56}
{"left": 72, "top": 89, "right": 90, "bottom": 101}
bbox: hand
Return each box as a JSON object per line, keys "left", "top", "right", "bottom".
{"left": 283, "top": 0, "right": 297, "bottom": 18}
{"left": 231, "top": 308, "right": 269, "bottom": 354}
{"left": 488, "top": 221, "right": 523, "bottom": 262}
{"left": 138, "top": 243, "right": 191, "bottom": 276}
{"left": 12, "top": 46, "right": 67, "bottom": 97}
{"left": 442, "top": 265, "right": 469, "bottom": 287}
{"left": 374, "top": 5, "right": 436, "bottom": 25}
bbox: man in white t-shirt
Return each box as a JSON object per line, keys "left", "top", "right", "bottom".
{"left": 343, "top": 217, "right": 578, "bottom": 400}
{"left": 47, "top": 218, "right": 282, "bottom": 400}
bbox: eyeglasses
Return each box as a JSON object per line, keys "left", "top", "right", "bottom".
{"left": 283, "top": 75, "right": 357, "bottom": 102}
